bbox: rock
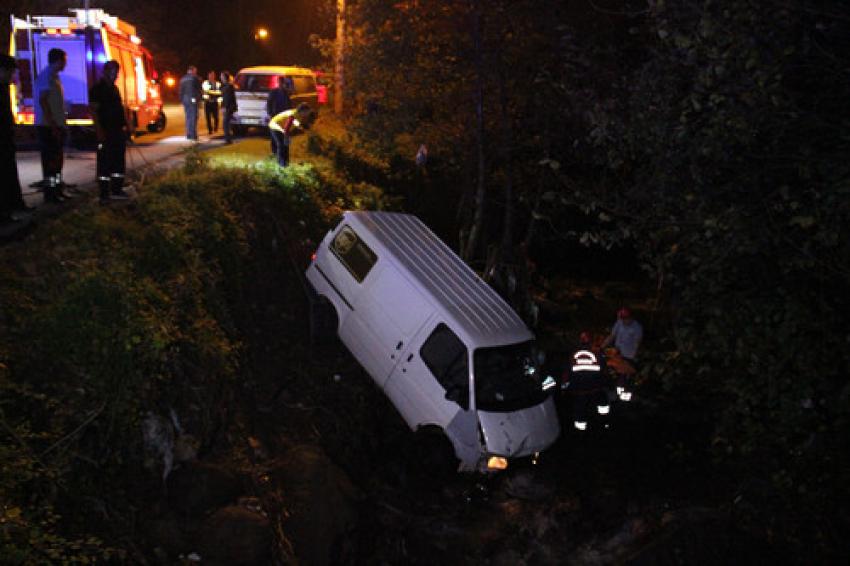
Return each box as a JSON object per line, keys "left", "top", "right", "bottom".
{"left": 267, "top": 444, "right": 360, "bottom": 566}
{"left": 197, "top": 506, "right": 271, "bottom": 566}
{"left": 503, "top": 469, "right": 556, "bottom": 501}
{"left": 166, "top": 461, "right": 244, "bottom": 517}
{"left": 146, "top": 514, "right": 199, "bottom": 560}
{"left": 174, "top": 433, "right": 200, "bottom": 463}
{"left": 623, "top": 507, "right": 778, "bottom": 565}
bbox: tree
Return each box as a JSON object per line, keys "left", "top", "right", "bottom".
{"left": 343, "top": 0, "right": 850, "bottom": 555}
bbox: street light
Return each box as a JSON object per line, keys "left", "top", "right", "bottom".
{"left": 255, "top": 27, "right": 269, "bottom": 41}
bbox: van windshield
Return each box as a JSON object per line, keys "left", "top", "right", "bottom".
{"left": 474, "top": 341, "right": 551, "bottom": 412}
{"left": 235, "top": 73, "right": 276, "bottom": 92}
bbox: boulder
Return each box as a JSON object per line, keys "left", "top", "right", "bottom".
{"left": 166, "top": 460, "right": 244, "bottom": 516}
{"left": 196, "top": 505, "right": 271, "bottom": 566}
{"left": 267, "top": 444, "right": 359, "bottom": 566}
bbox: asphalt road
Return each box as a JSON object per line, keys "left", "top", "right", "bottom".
{"left": 14, "top": 103, "right": 229, "bottom": 208}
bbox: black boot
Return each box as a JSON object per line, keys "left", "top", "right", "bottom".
{"left": 98, "top": 179, "right": 111, "bottom": 205}
{"left": 110, "top": 176, "right": 130, "bottom": 200}
{"left": 55, "top": 175, "right": 73, "bottom": 199}
{"left": 43, "top": 178, "right": 64, "bottom": 204}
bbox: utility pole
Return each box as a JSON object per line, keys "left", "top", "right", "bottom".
{"left": 334, "top": 0, "right": 345, "bottom": 115}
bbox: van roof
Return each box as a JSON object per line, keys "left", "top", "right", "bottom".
{"left": 236, "top": 66, "right": 314, "bottom": 76}
{"left": 346, "top": 211, "right": 534, "bottom": 349}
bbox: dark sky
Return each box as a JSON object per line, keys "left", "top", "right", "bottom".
{"left": 3, "top": 0, "right": 336, "bottom": 75}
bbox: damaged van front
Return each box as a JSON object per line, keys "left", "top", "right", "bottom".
{"left": 471, "top": 341, "right": 561, "bottom": 471}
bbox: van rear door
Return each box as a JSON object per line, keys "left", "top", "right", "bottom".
{"left": 234, "top": 73, "right": 275, "bottom": 125}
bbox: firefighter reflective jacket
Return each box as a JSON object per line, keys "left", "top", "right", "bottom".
{"left": 564, "top": 349, "right": 606, "bottom": 393}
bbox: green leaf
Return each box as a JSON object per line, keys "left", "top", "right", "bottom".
{"left": 789, "top": 216, "right": 816, "bottom": 229}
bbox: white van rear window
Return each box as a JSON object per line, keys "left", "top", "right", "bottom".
{"left": 235, "top": 73, "right": 277, "bottom": 92}
{"left": 331, "top": 226, "right": 378, "bottom": 282}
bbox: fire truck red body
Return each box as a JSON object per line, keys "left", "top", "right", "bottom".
{"left": 8, "top": 9, "right": 166, "bottom": 133}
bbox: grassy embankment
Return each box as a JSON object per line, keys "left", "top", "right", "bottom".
{"left": 0, "top": 119, "right": 390, "bottom": 562}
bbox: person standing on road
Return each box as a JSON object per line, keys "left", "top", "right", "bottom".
{"left": 201, "top": 71, "right": 221, "bottom": 135}
{"left": 268, "top": 103, "right": 312, "bottom": 167}
{"left": 179, "top": 65, "right": 202, "bottom": 141}
{"left": 220, "top": 71, "right": 237, "bottom": 144}
{"left": 265, "top": 75, "right": 292, "bottom": 155}
{"left": 0, "top": 54, "right": 34, "bottom": 223}
{"left": 35, "top": 47, "right": 70, "bottom": 204}
{"left": 89, "top": 60, "right": 131, "bottom": 205}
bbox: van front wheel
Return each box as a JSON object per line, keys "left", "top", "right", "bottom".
{"left": 411, "top": 427, "right": 458, "bottom": 484}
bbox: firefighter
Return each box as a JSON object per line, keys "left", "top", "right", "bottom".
{"left": 202, "top": 71, "right": 222, "bottom": 135}
{"left": 89, "top": 60, "right": 131, "bottom": 204}
{"left": 562, "top": 332, "right": 610, "bottom": 432}
{"left": 268, "top": 103, "right": 312, "bottom": 167}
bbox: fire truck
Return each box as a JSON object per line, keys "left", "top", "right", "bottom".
{"left": 8, "top": 9, "right": 166, "bottom": 136}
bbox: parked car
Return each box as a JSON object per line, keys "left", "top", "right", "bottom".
{"left": 231, "top": 65, "right": 317, "bottom": 135}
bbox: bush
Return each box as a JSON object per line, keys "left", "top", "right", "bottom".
{"left": 0, "top": 158, "right": 388, "bottom": 561}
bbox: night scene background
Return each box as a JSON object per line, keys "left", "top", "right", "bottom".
{"left": 1, "top": 0, "right": 848, "bottom": 564}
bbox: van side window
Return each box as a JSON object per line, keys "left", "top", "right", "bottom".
{"left": 420, "top": 324, "right": 469, "bottom": 409}
{"left": 330, "top": 226, "right": 377, "bottom": 282}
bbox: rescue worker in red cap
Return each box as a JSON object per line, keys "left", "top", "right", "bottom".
{"left": 602, "top": 307, "right": 643, "bottom": 402}
{"left": 562, "top": 332, "right": 610, "bottom": 432}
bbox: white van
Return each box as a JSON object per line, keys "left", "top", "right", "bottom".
{"left": 305, "top": 211, "right": 561, "bottom": 473}
{"left": 231, "top": 65, "right": 318, "bottom": 134}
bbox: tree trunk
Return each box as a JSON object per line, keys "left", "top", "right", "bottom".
{"left": 462, "top": 0, "right": 486, "bottom": 263}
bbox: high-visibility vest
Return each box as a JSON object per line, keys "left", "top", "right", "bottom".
{"left": 564, "top": 349, "right": 605, "bottom": 393}
{"left": 571, "top": 350, "right": 600, "bottom": 373}
{"left": 268, "top": 109, "right": 297, "bottom": 134}
{"left": 202, "top": 80, "right": 222, "bottom": 102}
